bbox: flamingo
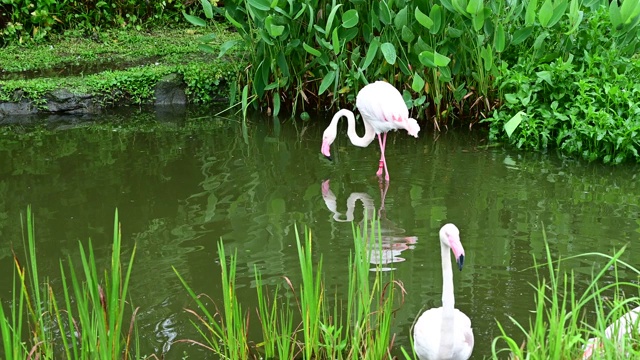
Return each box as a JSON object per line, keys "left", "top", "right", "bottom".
{"left": 320, "top": 81, "right": 420, "bottom": 181}
{"left": 413, "top": 223, "right": 474, "bottom": 360}
{"left": 582, "top": 305, "right": 640, "bottom": 359}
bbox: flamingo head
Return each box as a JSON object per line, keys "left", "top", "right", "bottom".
{"left": 321, "top": 128, "right": 336, "bottom": 161}
{"left": 439, "top": 223, "right": 465, "bottom": 271}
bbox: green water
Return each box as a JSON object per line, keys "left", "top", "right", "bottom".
{"left": 0, "top": 107, "right": 639, "bottom": 359}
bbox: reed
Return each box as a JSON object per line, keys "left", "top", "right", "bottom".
{"left": 176, "top": 218, "right": 403, "bottom": 359}
{"left": 492, "top": 227, "right": 640, "bottom": 359}
{"left": 0, "top": 207, "right": 139, "bottom": 360}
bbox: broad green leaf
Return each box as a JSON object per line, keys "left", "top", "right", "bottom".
{"left": 439, "top": 66, "right": 452, "bottom": 82}
{"left": 447, "top": 26, "right": 464, "bottom": 37}
{"left": 265, "top": 15, "right": 285, "bottom": 37}
{"left": 504, "top": 111, "right": 526, "bottom": 138}
{"left": 430, "top": 5, "right": 443, "bottom": 34}
{"left": 548, "top": 0, "right": 568, "bottom": 27}
{"left": 342, "top": 9, "right": 359, "bottom": 28}
{"left": 395, "top": 6, "right": 408, "bottom": 29}
{"left": 319, "top": 71, "right": 336, "bottom": 95}
{"left": 183, "top": 11, "right": 206, "bottom": 27}
{"left": 241, "top": 85, "right": 249, "bottom": 118}
{"left": 303, "top": 42, "right": 322, "bottom": 57}
{"left": 341, "top": 27, "right": 359, "bottom": 42}
{"left": 481, "top": 45, "right": 493, "bottom": 71}
{"left": 224, "top": 10, "right": 244, "bottom": 31}
{"left": 472, "top": 10, "right": 485, "bottom": 31}
{"left": 272, "top": 93, "right": 281, "bottom": 117}
{"left": 466, "top": 0, "right": 483, "bottom": 15}
{"left": 418, "top": 50, "right": 450, "bottom": 67}
{"left": 332, "top": 27, "right": 341, "bottom": 54}
{"left": 525, "top": 0, "right": 538, "bottom": 26}
{"left": 536, "top": 70, "right": 553, "bottom": 85}
{"left": 538, "top": 0, "right": 553, "bottom": 27}
{"left": 401, "top": 25, "right": 415, "bottom": 43}
{"left": 277, "top": 51, "right": 289, "bottom": 77}
{"left": 505, "top": 93, "right": 518, "bottom": 104}
{"left": 379, "top": 0, "right": 392, "bottom": 24}
{"left": 452, "top": 0, "right": 469, "bottom": 16}
{"left": 494, "top": 23, "right": 506, "bottom": 52}
{"left": 512, "top": 26, "right": 533, "bottom": 44}
{"left": 325, "top": 4, "right": 343, "bottom": 38}
{"left": 381, "top": 42, "right": 397, "bottom": 65}
{"left": 398, "top": 57, "right": 411, "bottom": 75}
{"left": 609, "top": 0, "right": 622, "bottom": 27}
{"left": 361, "top": 38, "right": 380, "bottom": 70}
{"left": 248, "top": 0, "right": 270, "bottom": 11}
{"left": 218, "top": 39, "right": 240, "bottom": 58}
{"left": 415, "top": 7, "right": 434, "bottom": 29}
{"left": 412, "top": 73, "right": 425, "bottom": 92}
{"left": 620, "top": 0, "right": 640, "bottom": 23}
{"left": 198, "top": 33, "right": 216, "bottom": 42}
{"left": 533, "top": 31, "right": 548, "bottom": 49}
{"left": 201, "top": 0, "right": 213, "bottom": 19}
{"left": 198, "top": 44, "right": 215, "bottom": 53}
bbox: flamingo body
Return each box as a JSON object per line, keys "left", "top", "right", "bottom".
{"left": 413, "top": 224, "right": 474, "bottom": 360}
{"left": 320, "top": 81, "right": 420, "bottom": 181}
{"left": 583, "top": 306, "right": 640, "bottom": 359}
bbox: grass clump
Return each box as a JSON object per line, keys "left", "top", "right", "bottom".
{"left": 174, "top": 220, "right": 404, "bottom": 359}
{"left": 0, "top": 207, "right": 140, "bottom": 359}
{"left": 492, "top": 228, "right": 640, "bottom": 359}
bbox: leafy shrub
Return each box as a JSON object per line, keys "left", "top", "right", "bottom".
{"left": 486, "top": 2, "right": 640, "bottom": 164}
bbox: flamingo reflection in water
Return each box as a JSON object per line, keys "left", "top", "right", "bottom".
{"left": 321, "top": 179, "right": 417, "bottom": 271}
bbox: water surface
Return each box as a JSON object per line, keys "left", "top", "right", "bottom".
{"left": 1, "top": 107, "right": 639, "bottom": 359}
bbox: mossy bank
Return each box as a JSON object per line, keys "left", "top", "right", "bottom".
{"left": 0, "top": 28, "right": 244, "bottom": 116}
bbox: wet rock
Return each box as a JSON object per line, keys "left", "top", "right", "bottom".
{"left": 154, "top": 73, "right": 187, "bottom": 105}
{"left": 0, "top": 90, "right": 38, "bottom": 116}
{"left": 45, "top": 89, "right": 99, "bottom": 114}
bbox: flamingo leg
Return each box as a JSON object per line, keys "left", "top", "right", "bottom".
{"left": 376, "top": 133, "right": 390, "bottom": 181}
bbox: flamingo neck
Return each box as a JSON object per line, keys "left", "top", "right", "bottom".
{"left": 441, "top": 241, "right": 455, "bottom": 310}
{"left": 329, "top": 109, "right": 376, "bottom": 148}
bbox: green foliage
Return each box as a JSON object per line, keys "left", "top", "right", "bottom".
{"left": 486, "top": 4, "right": 640, "bottom": 164}
{"left": 186, "top": 0, "right": 509, "bottom": 123}
{"left": 0, "top": 0, "right": 194, "bottom": 45}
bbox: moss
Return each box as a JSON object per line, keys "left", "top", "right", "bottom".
{"left": 0, "top": 27, "right": 245, "bottom": 107}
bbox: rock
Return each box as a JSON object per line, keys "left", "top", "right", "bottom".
{"left": 154, "top": 73, "right": 187, "bottom": 105}
{"left": 45, "top": 89, "right": 99, "bottom": 114}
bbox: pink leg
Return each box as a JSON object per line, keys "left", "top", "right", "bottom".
{"left": 376, "top": 133, "right": 390, "bottom": 181}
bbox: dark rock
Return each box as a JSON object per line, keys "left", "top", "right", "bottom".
{"left": 45, "top": 89, "right": 99, "bottom": 114}
{"left": 154, "top": 73, "right": 187, "bottom": 105}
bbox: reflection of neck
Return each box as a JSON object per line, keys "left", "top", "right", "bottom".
{"left": 323, "top": 190, "right": 375, "bottom": 222}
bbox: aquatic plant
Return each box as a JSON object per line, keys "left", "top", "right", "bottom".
{"left": 492, "top": 228, "right": 640, "bottom": 359}
{"left": 174, "top": 220, "right": 404, "bottom": 359}
{"left": 0, "top": 207, "right": 140, "bottom": 360}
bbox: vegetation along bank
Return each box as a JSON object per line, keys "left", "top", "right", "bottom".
{"left": 2, "top": 0, "right": 640, "bottom": 163}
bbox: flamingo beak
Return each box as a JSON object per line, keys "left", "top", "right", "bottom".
{"left": 321, "top": 141, "right": 332, "bottom": 161}
{"left": 456, "top": 254, "right": 464, "bottom": 271}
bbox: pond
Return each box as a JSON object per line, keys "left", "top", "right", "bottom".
{"left": 0, "top": 106, "right": 639, "bottom": 359}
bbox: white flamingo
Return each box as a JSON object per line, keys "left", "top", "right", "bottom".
{"left": 582, "top": 305, "right": 640, "bottom": 359}
{"left": 413, "top": 223, "right": 474, "bottom": 360}
{"left": 320, "top": 81, "right": 420, "bottom": 181}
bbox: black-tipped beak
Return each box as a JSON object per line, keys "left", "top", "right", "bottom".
{"left": 325, "top": 155, "right": 332, "bottom": 161}
{"left": 456, "top": 254, "right": 464, "bottom": 271}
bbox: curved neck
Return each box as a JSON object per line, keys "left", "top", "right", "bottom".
{"left": 441, "top": 242, "right": 455, "bottom": 310}
{"left": 329, "top": 109, "right": 376, "bottom": 147}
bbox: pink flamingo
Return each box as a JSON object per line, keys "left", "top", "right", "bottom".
{"left": 413, "top": 224, "right": 474, "bottom": 360}
{"left": 320, "top": 81, "right": 420, "bottom": 181}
